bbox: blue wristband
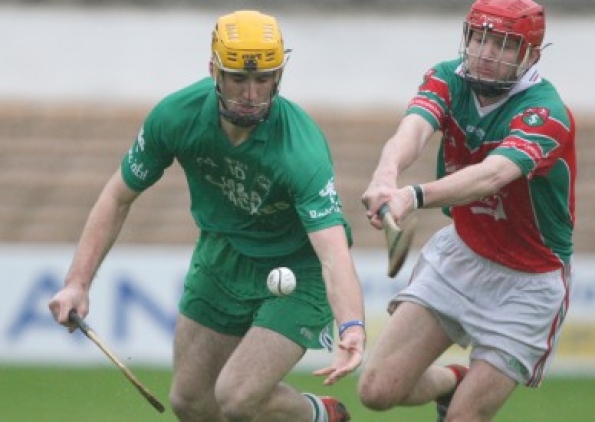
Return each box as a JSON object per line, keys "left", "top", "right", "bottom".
{"left": 338, "top": 320, "right": 365, "bottom": 338}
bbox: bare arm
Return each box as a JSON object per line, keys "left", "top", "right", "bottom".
{"left": 308, "top": 225, "right": 366, "bottom": 385}
{"left": 386, "top": 154, "right": 523, "bottom": 224}
{"left": 362, "top": 114, "right": 435, "bottom": 226}
{"left": 49, "top": 168, "right": 141, "bottom": 325}
{"left": 422, "top": 154, "right": 522, "bottom": 208}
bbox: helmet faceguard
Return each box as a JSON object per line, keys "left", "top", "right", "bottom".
{"left": 211, "top": 10, "right": 290, "bottom": 127}
{"left": 460, "top": 0, "right": 545, "bottom": 98}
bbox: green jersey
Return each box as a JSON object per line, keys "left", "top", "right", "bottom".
{"left": 121, "top": 77, "right": 349, "bottom": 259}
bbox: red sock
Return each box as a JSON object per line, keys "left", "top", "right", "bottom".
{"left": 446, "top": 364, "right": 468, "bottom": 387}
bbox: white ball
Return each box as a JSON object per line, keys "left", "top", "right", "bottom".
{"left": 267, "top": 267, "right": 296, "bottom": 296}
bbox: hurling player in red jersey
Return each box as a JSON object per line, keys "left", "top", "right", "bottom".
{"left": 359, "top": 0, "right": 576, "bottom": 421}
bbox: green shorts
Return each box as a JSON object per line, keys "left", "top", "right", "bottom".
{"left": 179, "top": 232, "right": 334, "bottom": 351}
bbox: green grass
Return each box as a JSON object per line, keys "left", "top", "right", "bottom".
{"left": 1, "top": 366, "right": 593, "bottom": 421}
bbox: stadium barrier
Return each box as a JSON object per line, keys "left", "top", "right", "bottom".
{"left": 2, "top": 244, "right": 594, "bottom": 375}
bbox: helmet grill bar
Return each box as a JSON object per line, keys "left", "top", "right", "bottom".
{"left": 460, "top": 24, "right": 526, "bottom": 97}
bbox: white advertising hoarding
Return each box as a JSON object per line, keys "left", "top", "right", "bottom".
{"left": 1, "top": 244, "right": 594, "bottom": 374}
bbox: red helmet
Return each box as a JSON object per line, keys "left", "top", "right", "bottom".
{"left": 466, "top": 0, "right": 545, "bottom": 48}
{"left": 461, "top": 0, "right": 546, "bottom": 97}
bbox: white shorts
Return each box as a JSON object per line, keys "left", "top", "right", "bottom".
{"left": 392, "top": 224, "right": 571, "bottom": 387}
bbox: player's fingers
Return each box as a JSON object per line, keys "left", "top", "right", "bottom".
{"left": 315, "top": 358, "right": 361, "bottom": 384}
{"left": 312, "top": 367, "right": 333, "bottom": 377}
{"left": 323, "top": 366, "right": 352, "bottom": 386}
{"left": 313, "top": 366, "right": 341, "bottom": 385}
{"left": 361, "top": 196, "right": 369, "bottom": 209}
{"left": 49, "top": 291, "right": 88, "bottom": 333}
{"left": 361, "top": 193, "right": 381, "bottom": 215}
{"left": 48, "top": 299, "right": 59, "bottom": 321}
{"left": 48, "top": 296, "right": 69, "bottom": 325}
{"left": 313, "top": 366, "right": 337, "bottom": 382}
{"left": 368, "top": 215, "right": 383, "bottom": 229}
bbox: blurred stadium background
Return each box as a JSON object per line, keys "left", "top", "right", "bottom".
{"left": 1, "top": 1, "right": 594, "bottom": 420}
{"left": 3, "top": 0, "right": 594, "bottom": 12}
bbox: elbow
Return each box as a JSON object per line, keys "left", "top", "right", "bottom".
{"left": 484, "top": 174, "right": 507, "bottom": 196}
{"left": 481, "top": 156, "right": 523, "bottom": 195}
{"left": 475, "top": 171, "right": 517, "bottom": 200}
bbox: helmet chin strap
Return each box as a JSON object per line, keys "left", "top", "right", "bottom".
{"left": 215, "top": 81, "right": 279, "bottom": 128}
{"left": 219, "top": 104, "right": 270, "bottom": 128}
{"left": 466, "top": 77, "right": 514, "bottom": 98}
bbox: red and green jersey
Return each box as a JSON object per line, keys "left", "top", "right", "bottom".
{"left": 121, "top": 77, "right": 349, "bottom": 260}
{"left": 406, "top": 59, "right": 576, "bottom": 272}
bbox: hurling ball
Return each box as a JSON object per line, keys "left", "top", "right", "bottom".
{"left": 266, "top": 267, "right": 296, "bottom": 296}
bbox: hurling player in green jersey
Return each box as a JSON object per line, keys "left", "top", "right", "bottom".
{"left": 359, "top": 0, "right": 575, "bottom": 421}
{"left": 49, "top": 11, "right": 364, "bottom": 422}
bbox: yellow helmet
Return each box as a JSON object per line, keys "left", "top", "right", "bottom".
{"left": 211, "top": 11, "right": 287, "bottom": 73}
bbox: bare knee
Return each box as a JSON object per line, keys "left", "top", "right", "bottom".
{"left": 219, "top": 397, "right": 256, "bottom": 421}
{"left": 358, "top": 370, "right": 409, "bottom": 411}
{"left": 170, "top": 388, "right": 220, "bottom": 422}
{"left": 443, "top": 405, "right": 488, "bottom": 422}
{"left": 169, "top": 389, "right": 198, "bottom": 420}
{"left": 216, "top": 384, "right": 259, "bottom": 421}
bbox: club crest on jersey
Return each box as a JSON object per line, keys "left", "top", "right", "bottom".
{"left": 522, "top": 107, "right": 550, "bottom": 127}
{"left": 308, "top": 178, "right": 341, "bottom": 219}
{"left": 319, "top": 179, "right": 338, "bottom": 205}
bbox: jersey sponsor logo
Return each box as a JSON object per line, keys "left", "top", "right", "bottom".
{"left": 126, "top": 147, "right": 149, "bottom": 181}
{"left": 255, "top": 175, "right": 271, "bottom": 193}
{"left": 196, "top": 156, "right": 219, "bottom": 169}
{"left": 205, "top": 174, "right": 271, "bottom": 215}
{"left": 309, "top": 207, "right": 340, "bottom": 219}
{"left": 470, "top": 192, "right": 507, "bottom": 220}
{"left": 129, "top": 159, "right": 149, "bottom": 181}
{"left": 466, "top": 124, "right": 486, "bottom": 141}
{"left": 521, "top": 107, "right": 550, "bottom": 127}
{"left": 125, "top": 127, "right": 150, "bottom": 181}
{"left": 201, "top": 155, "right": 283, "bottom": 215}
{"left": 136, "top": 127, "right": 146, "bottom": 151}
{"left": 409, "top": 97, "right": 442, "bottom": 120}
{"left": 504, "top": 136, "right": 543, "bottom": 162}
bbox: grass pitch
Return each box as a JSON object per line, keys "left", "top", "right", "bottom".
{"left": 1, "top": 366, "right": 593, "bottom": 421}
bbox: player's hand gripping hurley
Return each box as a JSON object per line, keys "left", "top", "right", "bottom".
{"left": 68, "top": 310, "right": 166, "bottom": 413}
{"left": 378, "top": 204, "right": 416, "bottom": 278}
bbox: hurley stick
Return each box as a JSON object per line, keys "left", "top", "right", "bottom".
{"left": 68, "top": 310, "right": 165, "bottom": 413}
{"left": 378, "top": 204, "right": 416, "bottom": 277}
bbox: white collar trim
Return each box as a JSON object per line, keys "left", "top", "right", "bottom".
{"left": 455, "top": 64, "right": 542, "bottom": 116}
